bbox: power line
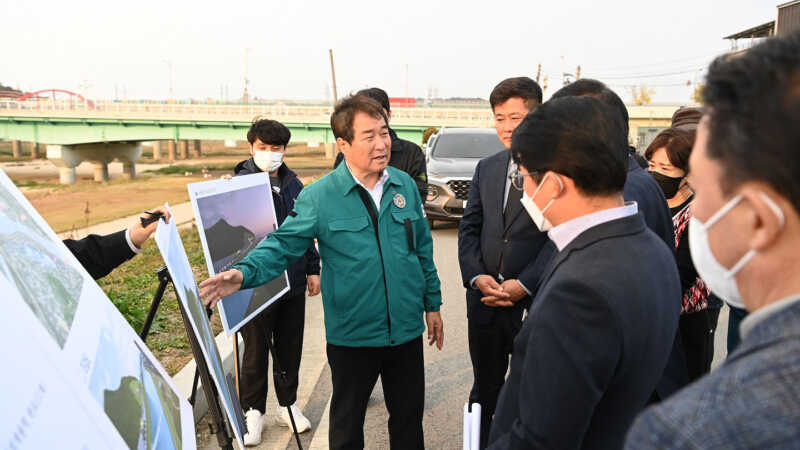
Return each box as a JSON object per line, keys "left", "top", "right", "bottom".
{"left": 581, "top": 50, "right": 725, "bottom": 73}
{"left": 586, "top": 66, "right": 706, "bottom": 80}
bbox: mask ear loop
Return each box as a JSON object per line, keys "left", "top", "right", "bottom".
{"left": 722, "top": 192, "right": 786, "bottom": 278}
{"left": 540, "top": 174, "right": 564, "bottom": 215}
{"left": 703, "top": 194, "right": 744, "bottom": 229}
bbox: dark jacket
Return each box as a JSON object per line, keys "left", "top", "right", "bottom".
{"left": 487, "top": 213, "right": 681, "bottom": 450}
{"left": 234, "top": 159, "right": 320, "bottom": 296}
{"left": 458, "top": 150, "right": 552, "bottom": 325}
{"left": 334, "top": 128, "right": 428, "bottom": 202}
{"left": 623, "top": 154, "right": 688, "bottom": 399}
{"left": 64, "top": 230, "right": 136, "bottom": 280}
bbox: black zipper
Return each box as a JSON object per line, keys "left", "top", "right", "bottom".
{"left": 355, "top": 186, "right": 392, "bottom": 340}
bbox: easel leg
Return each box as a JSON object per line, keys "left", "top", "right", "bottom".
{"left": 140, "top": 267, "right": 171, "bottom": 342}
{"left": 177, "top": 300, "right": 235, "bottom": 450}
{"left": 233, "top": 331, "right": 241, "bottom": 398}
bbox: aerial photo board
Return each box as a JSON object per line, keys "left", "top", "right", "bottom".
{"left": 188, "top": 174, "right": 290, "bottom": 335}
{"left": 154, "top": 207, "right": 247, "bottom": 448}
{"left": 0, "top": 169, "right": 195, "bottom": 450}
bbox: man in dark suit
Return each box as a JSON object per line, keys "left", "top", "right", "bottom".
{"left": 64, "top": 206, "right": 170, "bottom": 279}
{"left": 551, "top": 79, "right": 688, "bottom": 401}
{"left": 486, "top": 96, "right": 681, "bottom": 449}
{"left": 458, "top": 77, "right": 552, "bottom": 448}
{"left": 626, "top": 32, "right": 800, "bottom": 449}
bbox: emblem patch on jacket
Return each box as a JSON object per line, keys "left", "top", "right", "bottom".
{"left": 393, "top": 193, "right": 406, "bottom": 208}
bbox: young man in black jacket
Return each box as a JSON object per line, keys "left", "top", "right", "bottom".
{"left": 333, "top": 87, "right": 428, "bottom": 202}
{"left": 234, "top": 118, "right": 321, "bottom": 446}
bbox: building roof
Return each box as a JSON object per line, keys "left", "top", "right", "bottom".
{"left": 724, "top": 21, "right": 775, "bottom": 40}
{"left": 779, "top": 0, "right": 800, "bottom": 9}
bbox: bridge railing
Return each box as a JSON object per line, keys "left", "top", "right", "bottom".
{"left": 0, "top": 99, "right": 496, "bottom": 127}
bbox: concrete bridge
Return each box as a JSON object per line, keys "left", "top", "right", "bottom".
{"left": 0, "top": 99, "right": 681, "bottom": 183}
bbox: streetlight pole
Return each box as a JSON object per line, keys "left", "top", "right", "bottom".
{"left": 162, "top": 59, "right": 174, "bottom": 101}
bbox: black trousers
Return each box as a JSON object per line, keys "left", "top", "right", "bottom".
{"left": 239, "top": 292, "right": 306, "bottom": 413}
{"left": 327, "top": 336, "right": 425, "bottom": 450}
{"left": 679, "top": 307, "right": 721, "bottom": 382}
{"left": 467, "top": 310, "right": 522, "bottom": 449}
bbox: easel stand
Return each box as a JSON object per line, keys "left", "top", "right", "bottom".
{"left": 140, "top": 266, "right": 234, "bottom": 450}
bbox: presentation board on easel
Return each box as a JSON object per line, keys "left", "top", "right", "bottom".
{"left": 154, "top": 206, "right": 247, "bottom": 448}
{"left": 0, "top": 169, "right": 195, "bottom": 450}
{"left": 188, "top": 173, "right": 290, "bottom": 335}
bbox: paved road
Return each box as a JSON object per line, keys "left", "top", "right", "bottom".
{"left": 198, "top": 223, "right": 731, "bottom": 449}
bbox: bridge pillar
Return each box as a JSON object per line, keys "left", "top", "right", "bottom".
{"left": 121, "top": 162, "right": 136, "bottom": 180}
{"left": 152, "top": 141, "right": 162, "bottom": 160}
{"left": 179, "top": 140, "right": 189, "bottom": 159}
{"left": 47, "top": 143, "right": 142, "bottom": 185}
{"left": 30, "top": 142, "right": 41, "bottom": 159}
{"left": 93, "top": 162, "right": 110, "bottom": 182}
{"left": 192, "top": 140, "right": 202, "bottom": 158}
{"left": 11, "top": 140, "right": 21, "bottom": 158}
{"left": 168, "top": 140, "right": 177, "bottom": 161}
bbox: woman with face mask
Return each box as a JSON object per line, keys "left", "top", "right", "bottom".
{"left": 645, "top": 127, "right": 722, "bottom": 381}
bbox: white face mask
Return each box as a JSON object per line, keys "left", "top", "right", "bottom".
{"left": 253, "top": 150, "right": 284, "bottom": 172}
{"left": 688, "top": 192, "right": 785, "bottom": 309}
{"left": 520, "top": 172, "right": 562, "bottom": 232}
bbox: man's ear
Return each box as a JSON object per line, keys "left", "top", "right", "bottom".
{"left": 336, "top": 137, "right": 349, "bottom": 154}
{"left": 742, "top": 186, "right": 787, "bottom": 252}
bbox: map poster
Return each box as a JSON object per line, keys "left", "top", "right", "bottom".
{"left": 154, "top": 206, "right": 247, "bottom": 448}
{"left": 0, "top": 168, "right": 195, "bottom": 450}
{"left": 188, "top": 174, "right": 290, "bottom": 335}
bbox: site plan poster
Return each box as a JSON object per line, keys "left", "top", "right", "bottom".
{"left": 154, "top": 207, "right": 247, "bottom": 448}
{"left": 0, "top": 169, "right": 195, "bottom": 450}
{"left": 188, "top": 174, "right": 290, "bottom": 335}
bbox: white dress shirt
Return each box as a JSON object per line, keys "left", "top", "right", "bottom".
{"left": 346, "top": 163, "right": 390, "bottom": 208}
{"left": 548, "top": 202, "right": 639, "bottom": 252}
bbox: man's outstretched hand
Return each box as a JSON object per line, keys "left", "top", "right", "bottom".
{"left": 199, "top": 269, "right": 244, "bottom": 308}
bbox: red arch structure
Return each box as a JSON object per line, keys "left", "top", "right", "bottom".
{"left": 17, "top": 89, "right": 95, "bottom": 108}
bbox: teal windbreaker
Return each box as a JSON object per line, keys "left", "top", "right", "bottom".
{"left": 234, "top": 163, "right": 442, "bottom": 347}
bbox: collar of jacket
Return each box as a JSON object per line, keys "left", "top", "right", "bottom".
{"left": 727, "top": 298, "right": 800, "bottom": 363}
{"left": 388, "top": 127, "right": 404, "bottom": 149}
{"left": 332, "top": 162, "right": 404, "bottom": 197}
{"left": 234, "top": 157, "right": 298, "bottom": 187}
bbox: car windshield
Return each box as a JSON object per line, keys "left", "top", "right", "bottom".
{"left": 432, "top": 133, "right": 506, "bottom": 158}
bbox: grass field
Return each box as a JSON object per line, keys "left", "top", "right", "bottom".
{"left": 22, "top": 175, "right": 209, "bottom": 233}
{"left": 96, "top": 223, "right": 223, "bottom": 375}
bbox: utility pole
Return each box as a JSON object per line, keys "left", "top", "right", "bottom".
{"left": 576, "top": 65, "right": 581, "bottom": 80}
{"left": 243, "top": 48, "right": 251, "bottom": 104}
{"left": 405, "top": 63, "right": 409, "bottom": 99}
{"left": 162, "top": 59, "right": 174, "bottom": 101}
{"left": 329, "top": 49, "right": 339, "bottom": 104}
{"left": 535, "top": 63, "right": 542, "bottom": 84}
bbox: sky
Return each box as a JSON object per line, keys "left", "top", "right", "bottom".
{"left": 1, "top": 0, "right": 774, "bottom": 103}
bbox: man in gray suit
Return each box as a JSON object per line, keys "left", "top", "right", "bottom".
{"left": 626, "top": 32, "right": 800, "bottom": 449}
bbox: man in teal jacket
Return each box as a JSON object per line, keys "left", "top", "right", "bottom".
{"left": 200, "top": 94, "right": 443, "bottom": 450}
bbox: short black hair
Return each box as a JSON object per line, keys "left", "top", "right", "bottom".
{"left": 489, "top": 77, "right": 543, "bottom": 111}
{"left": 703, "top": 32, "right": 800, "bottom": 214}
{"left": 356, "top": 87, "right": 391, "bottom": 113}
{"left": 330, "top": 95, "right": 388, "bottom": 144}
{"left": 551, "top": 79, "right": 630, "bottom": 137}
{"left": 247, "top": 118, "right": 291, "bottom": 146}
{"left": 511, "top": 96, "right": 628, "bottom": 196}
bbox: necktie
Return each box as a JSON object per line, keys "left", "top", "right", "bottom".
{"left": 504, "top": 183, "right": 522, "bottom": 226}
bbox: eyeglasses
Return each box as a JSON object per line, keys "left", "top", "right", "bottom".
{"left": 509, "top": 168, "right": 539, "bottom": 191}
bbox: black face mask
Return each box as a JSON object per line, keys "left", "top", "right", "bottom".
{"left": 650, "top": 171, "right": 683, "bottom": 199}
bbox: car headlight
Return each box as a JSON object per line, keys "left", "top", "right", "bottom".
{"left": 426, "top": 185, "right": 440, "bottom": 202}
